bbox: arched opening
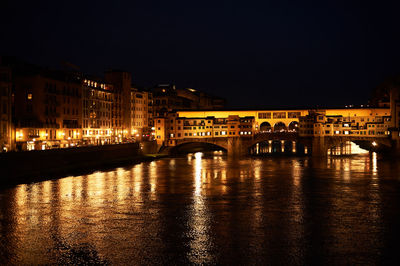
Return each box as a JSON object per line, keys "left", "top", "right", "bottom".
{"left": 273, "top": 122, "right": 287, "bottom": 132}
{"left": 169, "top": 142, "right": 227, "bottom": 155}
{"left": 249, "top": 140, "right": 307, "bottom": 155}
{"left": 328, "top": 141, "right": 378, "bottom": 155}
{"left": 259, "top": 122, "right": 271, "bottom": 132}
{"left": 288, "top": 121, "right": 299, "bottom": 132}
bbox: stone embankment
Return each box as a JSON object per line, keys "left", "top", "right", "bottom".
{"left": 0, "top": 142, "right": 165, "bottom": 187}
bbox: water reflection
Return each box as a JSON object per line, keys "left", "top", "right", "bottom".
{"left": 186, "top": 152, "right": 214, "bottom": 264}
{"left": 1, "top": 152, "right": 400, "bottom": 264}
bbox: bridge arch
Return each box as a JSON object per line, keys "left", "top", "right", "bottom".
{"left": 273, "top": 122, "right": 287, "bottom": 132}
{"left": 288, "top": 121, "right": 299, "bottom": 132}
{"left": 260, "top": 122, "right": 272, "bottom": 132}
{"left": 169, "top": 141, "right": 227, "bottom": 155}
{"left": 326, "top": 139, "right": 391, "bottom": 155}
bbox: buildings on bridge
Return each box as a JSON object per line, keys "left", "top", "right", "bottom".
{"left": 299, "top": 109, "right": 391, "bottom": 138}
{"left": 155, "top": 108, "right": 393, "bottom": 150}
{"left": 155, "top": 114, "right": 255, "bottom": 146}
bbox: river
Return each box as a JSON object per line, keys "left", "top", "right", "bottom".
{"left": 1, "top": 152, "right": 400, "bottom": 265}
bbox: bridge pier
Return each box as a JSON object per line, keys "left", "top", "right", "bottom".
{"left": 227, "top": 137, "right": 248, "bottom": 156}
{"left": 391, "top": 131, "right": 400, "bottom": 155}
{"left": 311, "top": 137, "right": 328, "bottom": 157}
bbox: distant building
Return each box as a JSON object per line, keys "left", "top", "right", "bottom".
{"left": 130, "top": 88, "right": 152, "bottom": 140}
{"left": 13, "top": 64, "right": 82, "bottom": 150}
{"left": 105, "top": 70, "right": 132, "bottom": 141}
{"left": 0, "top": 57, "right": 228, "bottom": 151}
{"left": 152, "top": 84, "right": 226, "bottom": 117}
{"left": 176, "top": 87, "right": 225, "bottom": 110}
{"left": 82, "top": 78, "right": 113, "bottom": 145}
{"left": 0, "top": 63, "right": 14, "bottom": 151}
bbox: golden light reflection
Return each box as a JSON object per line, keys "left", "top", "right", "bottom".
{"left": 132, "top": 164, "right": 142, "bottom": 194}
{"left": 187, "top": 151, "right": 213, "bottom": 264}
{"left": 343, "top": 159, "right": 351, "bottom": 181}
{"left": 2, "top": 152, "right": 391, "bottom": 265}
{"left": 254, "top": 160, "right": 262, "bottom": 180}
{"left": 292, "top": 161, "right": 302, "bottom": 186}
{"left": 194, "top": 152, "right": 203, "bottom": 195}
{"left": 289, "top": 158, "right": 305, "bottom": 257}
{"left": 149, "top": 161, "right": 157, "bottom": 198}
{"left": 371, "top": 152, "right": 378, "bottom": 177}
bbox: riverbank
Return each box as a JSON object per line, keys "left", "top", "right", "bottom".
{"left": 0, "top": 143, "right": 167, "bottom": 188}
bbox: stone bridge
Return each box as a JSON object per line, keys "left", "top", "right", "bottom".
{"left": 167, "top": 132, "right": 394, "bottom": 156}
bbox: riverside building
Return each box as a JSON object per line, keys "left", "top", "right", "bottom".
{"left": 130, "top": 88, "right": 152, "bottom": 140}
{"left": 0, "top": 63, "right": 14, "bottom": 151}
{"left": 13, "top": 66, "right": 82, "bottom": 150}
{"left": 82, "top": 78, "right": 113, "bottom": 145}
{"left": 105, "top": 70, "right": 132, "bottom": 142}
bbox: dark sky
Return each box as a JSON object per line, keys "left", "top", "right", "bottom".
{"left": 2, "top": 0, "right": 400, "bottom": 108}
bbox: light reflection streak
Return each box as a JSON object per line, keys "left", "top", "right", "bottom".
{"left": 292, "top": 161, "right": 302, "bottom": 186}
{"left": 149, "top": 161, "right": 157, "bottom": 198}
{"left": 289, "top": 159, "right": 305, "bottom": 261}
{"left": 187, "top": 152, "right": 213, "bottom": 264}
{"left": 372, "top": 152, "right": 378, "bottom": 177}
{"left": 194, "top": 152, "right": 203, "bottom": 195}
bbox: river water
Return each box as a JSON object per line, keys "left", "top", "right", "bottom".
{"left": 1, "top": 152, "right": 400, "bottom": 265}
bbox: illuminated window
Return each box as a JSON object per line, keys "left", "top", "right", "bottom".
{"left": 27, "top": 93, "right": 33, "bottom": 100}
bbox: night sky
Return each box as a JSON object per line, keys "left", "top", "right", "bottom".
{"left": 2, "top": 1, "right": 400, "bottom": 108}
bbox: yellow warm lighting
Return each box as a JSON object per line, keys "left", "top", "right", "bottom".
{"left": 372, "top": 141, "right": 377, "bottom": 146}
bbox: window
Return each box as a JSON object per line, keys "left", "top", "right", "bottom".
{"left": 258, "top": 112, "right": 271, "bottom": 119}
{"left": 273, "top": 112, "right": 286, "bottom": 119}
{"left": 288, "top": 112, "right": 301, "bottom": 118}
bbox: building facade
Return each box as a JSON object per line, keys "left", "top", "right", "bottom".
{"left": 130, "top": 88, "right": 152, "bottom": 140}
{"left": 82, "top": 78, "right": 113, "bottom": 144}
{"left": 0, "top": 65, "right": 14, "bottom": 151}
{"left": 105, "top": 70, "right": 132, "bottom": 142}
{"left": 13, "top": 67, "right": 82, "bottom": 150}
{"left": 152, "top": 84, "right": 226, "bottom": 117}
{"left": 155, "top": 108, "right": 392, "bottom": 146}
